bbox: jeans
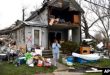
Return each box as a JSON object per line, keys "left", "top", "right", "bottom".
{"left": 53, "top": 53, "right": 59, "bottom": 66}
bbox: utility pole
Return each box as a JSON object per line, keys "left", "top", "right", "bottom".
{"left": 22, "top": 8, "right": 25, "bottom": 21}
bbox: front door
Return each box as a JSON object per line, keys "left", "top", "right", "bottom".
{"left": 34, "top": 30, "right": 40, "bottom": 46}
{"left": 49, "top": 31, "right": 61, "bottom": 46}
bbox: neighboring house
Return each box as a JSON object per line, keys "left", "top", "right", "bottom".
{"left": 1, "top": 0, "right": 84, "bottom": 49}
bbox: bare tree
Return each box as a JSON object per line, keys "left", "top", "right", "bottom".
{"left": 94, "top": 32, "right": 103, "bottom": 42}
{"left": 76, "top": 0, "right": 110, "bottom": 41}
{"left": 76, "top": 0, "right": 101, "bottom": 38}
{"left": 86, "top": 0, "right": 110, "bottom": 53}
{"left": 77, "top": 0, "right": 110, "bottom": 56}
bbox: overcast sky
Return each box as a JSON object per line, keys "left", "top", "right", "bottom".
{"left": 0, "top": 0, "right": 43, "bottom": 30}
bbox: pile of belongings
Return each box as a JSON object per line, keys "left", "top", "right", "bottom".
{"left": 25, "top": 52, "right": 52, "bottom": 67}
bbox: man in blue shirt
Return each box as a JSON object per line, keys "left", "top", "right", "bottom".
{"left": 52, "top": 39, "right": 61, "bottom": 66}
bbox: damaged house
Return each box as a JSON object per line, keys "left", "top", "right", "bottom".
{"left": 1, "top": 0, "right": 84, "bottom": 50}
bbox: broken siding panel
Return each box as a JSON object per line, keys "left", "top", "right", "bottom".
{"left": 32, "top": 9, "right": 48, "bottom": 25}
{"left": 39, "top": 9, "right": 48, "bottom": 25}
{"left": 15, "top": 28, "right": 25, "bottom": 45}
{"left": 16, "top": 30, "right": 19, "bottom": 45}
{"left": 20, "top": 28, "right": 25, "bottom": 44}
{"left": 10, "top": 31, "right": 16, "bottom": 41}
{"left": 23, "top": 27, "right": 25, "bottom": 43}
{"left": 11, "top": 31, "right": 17, "bottom": 42}
{"left": 14, "top": 31, "right": 17, "bottom": 41}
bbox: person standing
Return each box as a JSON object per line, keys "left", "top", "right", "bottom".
{"left": 52, "top": 39, "right": 61, "bottom": 66}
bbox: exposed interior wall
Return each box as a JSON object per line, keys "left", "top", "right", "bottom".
{"left": 40, "top": 9, "right": 48, "bottom": 25}
{"left": 11, "top": 31, "right": 17, "bottom": 41}
{"left": 15, "top": 27, "right": 25, "bottom": 45}
{"left": 48, "top": 7, "right": 81, "bottom": 26}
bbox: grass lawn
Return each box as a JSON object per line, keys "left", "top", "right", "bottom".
{"left": 84, "top": 73, "right": 102, "bottom": 75}
{"left": 59, "top": 56, "right": 110, "bottom": 75}
{"left": 0, "top": 61, "right": 56, "bottom": 75}
{"left": 73, "top": 59, "right": 110, "bottom": 75}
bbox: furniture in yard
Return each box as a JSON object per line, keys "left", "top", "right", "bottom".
{"left": 0, "top": 53, "right": 7, "bottom": 61}
{"left": 80, "top": 46, "right": 91, "bottom": 54}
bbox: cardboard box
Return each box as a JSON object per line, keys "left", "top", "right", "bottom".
{"left": 18, "top": 44, "right": 27, "bottom": 53}
{"left": 80, "top": 46, "right": 91, "bottom": 54}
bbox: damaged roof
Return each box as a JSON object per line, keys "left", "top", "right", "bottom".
{"left": 23, "top": 21, "right": 47, "bottom": 27}
{"left": 0, "top": 25, "right": 15, "bottom": 34}
{"left": 0, "top": 20, "right": 47, "bottom": 34}
{"left": 26, "top": 0, "right": 84, "bottom": 21}
{"left": 69, "top": 0, "right": 84, "bottom": 12}
{"left": 12, "top": 20, "right": 47, "bottom": 30}
{"left": 26, "top": 2, "right": 48, "bottom": 21}
{"left": 48, "top": 0, "right": 84, "bottom": 12}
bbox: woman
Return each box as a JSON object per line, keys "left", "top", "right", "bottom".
{"left": 52, "top": 39, "right": 61, "bottom": 66}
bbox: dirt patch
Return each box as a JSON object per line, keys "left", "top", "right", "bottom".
{"left": 34, "top": 73, "right": 54, "bottom": 75}
{"left": 68, "top": 66, "right": 92, "bottom": 73}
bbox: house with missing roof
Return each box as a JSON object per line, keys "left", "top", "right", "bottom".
{"left": 3, "top": 0, "right": 84, "bottom": 50}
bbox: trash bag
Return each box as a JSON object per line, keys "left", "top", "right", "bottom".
{"left": 44, "top": 58, "right": 52, "bottom": 67}
{"left": 25, "top": 52, "right": 32, "bottom": 61}
{"left": 66, "top": 56, "right": 74, "bottom": 66}
{"left": 26, "top": 58, "right": 33, "bottom": 65}
{"left": 37, "top": 60, "right": 43, "bottom": 67}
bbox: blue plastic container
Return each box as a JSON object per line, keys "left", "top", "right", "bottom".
{"left": 76, "top": 57, "right": 96, "bottom": 64}
{"left": 67, "top": 56, "right": 74, "bottom": 62}
{"left": 66, "top": 56, "right": 74, "bottom": 66}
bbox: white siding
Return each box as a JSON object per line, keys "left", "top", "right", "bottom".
{"left": 25, "top": 26, "right": 48, "bottom": 49}
{"left": 41, "top": 28, "right": 48, "bottom": 48}
{"left": 25, "top": 26, "right": 32, "bottom": 48}
{"left": 32, "top": 8, "right": 48, "bottom": 25}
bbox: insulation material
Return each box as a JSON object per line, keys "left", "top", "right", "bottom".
{"left": 18, "top": 44, "right": 26, "bottom": 53}
{"left": 73, "top": 15, "right": 80, "bottom": 24}
{"left": 49, "top": 18, "right": 55, "bottom": 25}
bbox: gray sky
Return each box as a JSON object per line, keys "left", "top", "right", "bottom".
{"left": 0, "top": 0, "right": 43, "bottom": 30}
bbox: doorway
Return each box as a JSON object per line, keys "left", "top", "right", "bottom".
{"left": 49, "top": 31, "right": 62, "bottom": 46}
{"left": 34, "top": 30, "right": 40, "bottom": 46}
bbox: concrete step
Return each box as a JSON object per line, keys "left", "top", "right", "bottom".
{"left": 42, "top": 50, "right": 53, "bottom": 58}
{"left": 42, "top": 50, "right": 63, "bottom": 58}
